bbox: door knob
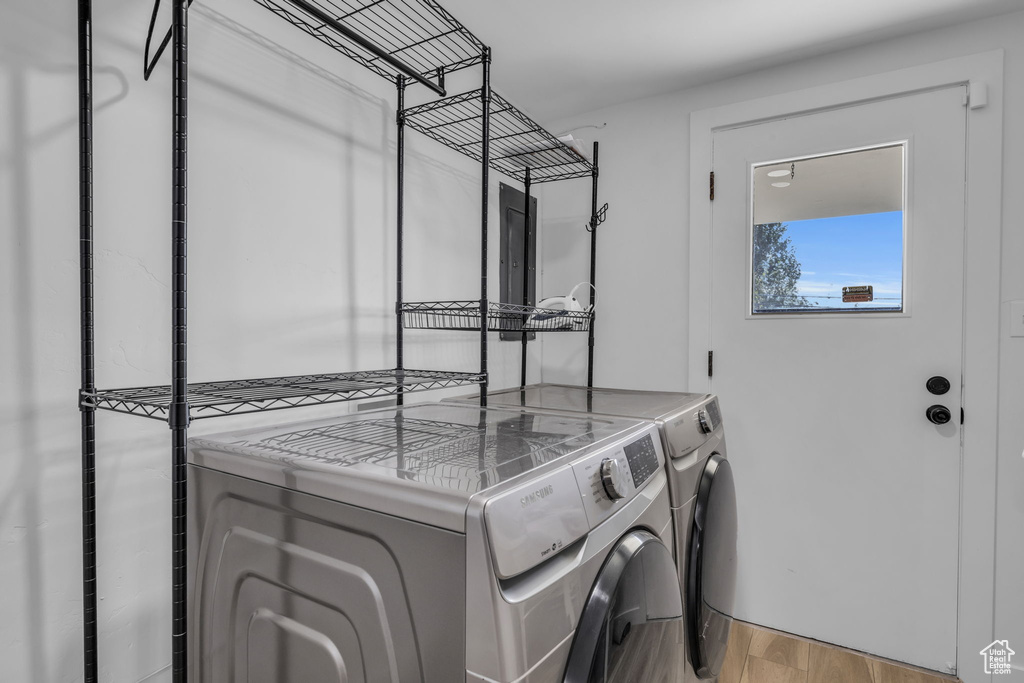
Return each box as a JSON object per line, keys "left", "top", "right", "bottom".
{"left": 926, "top": 405, "right": 952, "bottom": 425}
{"left": 926, "top": 376, "right": 950, "bottom": 395}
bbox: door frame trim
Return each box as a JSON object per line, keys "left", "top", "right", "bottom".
{"left": 688, "top": 50, "right": 1004, "bottom": 682}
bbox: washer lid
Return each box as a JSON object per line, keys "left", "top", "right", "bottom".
{"left": 188, "top": 403, "right": 643, "bottom": 532}
{"left": 460, "top": 383, "right": 708, "bottom": 422}
{"left": 687, "top": 454, "right": 738, "bottom": 679}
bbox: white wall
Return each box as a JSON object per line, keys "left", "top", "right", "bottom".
{"left": 544, "top": 7, "right": 1024, "bottom": 678}
{"left": 0, "top": 1, "right": 538, "bottom": 681}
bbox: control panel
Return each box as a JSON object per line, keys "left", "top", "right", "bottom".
{"left": 703, "top": 399, "right": 722, "bottom": 432}
{"left": 483, "top": 425, "right": 666, "bottom": 578}
{"left": 663, "top": 396, "right": 723, "bottom": 459}
{"left": 623, "top": 434, "right": 660, "bottom": 486}
{"left": 571, "top": 428, "right": 665, "bottom": 528}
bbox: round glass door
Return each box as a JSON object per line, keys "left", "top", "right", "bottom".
{"left": 563, "top": 530, "right": 684, "bottom": 683}
{"left": 687, "top": 454, "right": 738, "bottom": 679}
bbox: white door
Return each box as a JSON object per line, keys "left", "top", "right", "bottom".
{"left": 709, "top": 86, "right": 966, "bottom": 672}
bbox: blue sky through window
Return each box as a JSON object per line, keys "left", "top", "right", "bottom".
{"left": 783, "top": 211, "right": 903, "bottom": 310}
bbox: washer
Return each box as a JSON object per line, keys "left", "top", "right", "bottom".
{"left": 447, "top": 384, "right": 737, "bottom": 680}
{"left": 188, "top": 402, "right": 686, "bottom": 682}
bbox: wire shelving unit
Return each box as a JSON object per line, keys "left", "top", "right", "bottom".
{"left": 250, "top": 0, "right": 486, "bottom": 83}
{"left": 402, "top": 89, "right": 595, "bottom": 183}
{"left": 76, "top": 1, "right": 605, "bottom": 681}
{"left": 402, "top": 300, "right": 593, "bottom": 332}
{"left": 401, "top": 89, "right": 604, "bottom": 386}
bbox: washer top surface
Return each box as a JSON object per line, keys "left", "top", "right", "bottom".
{"left": 465, "top": 384, "right": 709, "bottom": 423}
{"left": 188, "top": 402, "right": 647, "bottom": 531}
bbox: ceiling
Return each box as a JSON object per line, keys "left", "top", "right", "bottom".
{"left": 753, "top": 145, "right": 903, "bottom": 224}
{"left": 442, "top": 0, "right": 1023, "bottom": 121}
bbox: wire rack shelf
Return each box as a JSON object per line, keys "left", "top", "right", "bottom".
{"left": 402, "top": 300, "right": 593, "bottom": 332}
{"left": 402, "top": 89, "right": 595, "bottom": 183}
{"left": 249, "top": 0, "right": 485, "bottom": 90}
{"left": 82, "top": 369, "right": 485, "bottom": 422}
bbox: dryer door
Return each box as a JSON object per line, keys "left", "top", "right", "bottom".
{"left": 562, "top": 530, "right": 684, "bottom": 683}
{"left": 687, "top": 454, "right": 738, "bottom": 679}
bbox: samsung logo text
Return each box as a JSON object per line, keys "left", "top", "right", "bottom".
{"left": 521, "top": 485, "right": 554, "bottom": 508}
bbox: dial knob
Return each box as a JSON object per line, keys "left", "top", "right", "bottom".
{"left": 698, "top": 409, "right": 713, "bottom": 434}
{"left": 600, "top": 457, "right": 628, "bottom": 500}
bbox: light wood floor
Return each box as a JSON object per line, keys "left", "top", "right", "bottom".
{"left": 721, "top": 621, "right": 960, "bottom": 683}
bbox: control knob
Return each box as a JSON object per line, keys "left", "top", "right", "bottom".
{"left": 698, "top": 409, "right": 713, "bottom": 434}
{"left": 600, "top": 457, "right": 628, "bottom": 500}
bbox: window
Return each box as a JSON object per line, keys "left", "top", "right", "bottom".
{"left": 750, "top": 144, "right": 905, "bottom": 314}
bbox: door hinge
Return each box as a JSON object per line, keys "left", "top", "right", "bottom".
{"left": 707, "top": 350, "right": 713, "bottom": 377}
{"left": 709, "top": 171, "right": 715, "bottom": 201}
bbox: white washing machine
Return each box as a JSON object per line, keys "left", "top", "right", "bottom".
{"left": 447, "top": 384, "right": 737, "bottom": 680}
{"left": 187, "top": 402, "right": 687, "bottom": 682}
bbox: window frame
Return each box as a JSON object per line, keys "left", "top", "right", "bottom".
{"left": 745, "top": 140, "right": 912, "bottom": 319}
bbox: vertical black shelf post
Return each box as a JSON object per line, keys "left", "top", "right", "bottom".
{"left": 170, "top": 1, "right": 190, "bottom": 680}
{"left": 479, "top": 48, "right": 491, "bottom": 406}
{"left": 77, "top": 1, "right": 98, "bottom": 681}
{"left": 587, "top": 142, "right": 599, "bottom": 388}
{"left": 520, "top": 167, "right": 531, "bottom": 388}
{"left": 395, "top": 76, "right": 406, "bottom": 406}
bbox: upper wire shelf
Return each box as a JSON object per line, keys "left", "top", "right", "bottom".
{"left": 81, "top": 368, "right": 485, "bottom": 422}
{"left": 403, "top": 300, "right": 592, "bottom": 332}
{"left": 402, "top": 89, "right": 596, "bottom": 183}
{"left": 250, "top": 0, "right": 486, "bottom": 89}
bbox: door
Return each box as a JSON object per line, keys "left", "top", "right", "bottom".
{"left": 562, "top": 530, "right": 685, "bottom": 683}
{"left": 709, "top": 87, "right": 966, "bottom": 672}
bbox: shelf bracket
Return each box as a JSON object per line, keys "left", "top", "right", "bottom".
{"left": 78, "top": 389, "right": 96, "bottom": 412}
{"left": 168, "top": 401, "right": 191, "bottom": 430}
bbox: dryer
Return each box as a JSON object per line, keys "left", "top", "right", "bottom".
{"left": 447, "top": 384, "right": 737, "bottom": 680}
{"left": 187, "top": 403, "right": 686, "bottom": 682}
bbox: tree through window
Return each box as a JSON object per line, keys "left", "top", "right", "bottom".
{"left": 752, "top": 222, "right": 811, "bottom": 311}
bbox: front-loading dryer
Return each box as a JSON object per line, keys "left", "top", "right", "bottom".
{"left": 187, "top": 402, "right": 685, "bottom": 682}
{"left": 446, "top": 384, "right": 737, "bottom": 680}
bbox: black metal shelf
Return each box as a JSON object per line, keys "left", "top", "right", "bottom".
{"left": 403, "top": 89, "right": 595, "bottom": 183}
{"left": 84, "top": 0, "right": 601, "bottom": 678}
{"left": 82, "top": 369, "right": 485, "bottom": 421}
{"left": 252, "top": 0, "right": 485, "bottom": 90}
{"left": 403, "top": 300, "right": 593, "bottom": 332}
